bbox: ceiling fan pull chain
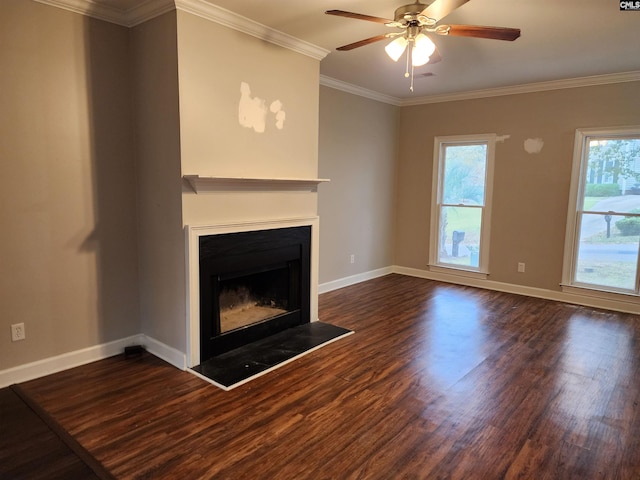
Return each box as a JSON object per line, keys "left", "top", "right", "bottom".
{"left": 406, "top": 37, "right": 414, "bottom": 92}
{"left": 405, "top": 44, "right": 411, "bottom": 79}
{"left": 410, "top": 63, "right": 415, "bottom": 92}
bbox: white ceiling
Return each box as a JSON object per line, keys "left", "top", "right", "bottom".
{"left": 85, "top": 0, "right": 640, "bottom": 100}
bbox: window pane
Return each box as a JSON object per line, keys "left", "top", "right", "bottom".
{"left": 583, "top": 139, "right": 640, "bottom": 214}
{"left": 442, "top": 144, "right": 487, "bottom": 205}
{"left": 574, "top": 213, "right": 640, "bottom": 291}
{"left": 438, "top": 206, "right": 482, "bottom": 268}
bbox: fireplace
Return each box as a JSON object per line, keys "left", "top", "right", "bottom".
{"left": 198, "top": 226, "right": 311, "bottom": 362}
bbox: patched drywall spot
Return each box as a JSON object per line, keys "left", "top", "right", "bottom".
{"left": 238, "top": 82, "right": 286, "bottom": 133}
{"left": 238, "top": 82, "right": 267, "bottom": 133}
{"left": 496, "top": 134, "right": 511, "bottom": 143}
{"left": 270, "top": 100, "right": 286, "bottom": 130}
{"left": 524, "top": 138, "right": 544, "bottom": 154}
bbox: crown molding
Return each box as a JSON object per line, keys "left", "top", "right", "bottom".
{"left": 174, "top": 0, "right": 329, "bottom": 60}
{"left": 319, "top": 75, "right": 401, "bottom": 106}
{"left": 125, "top": 0, "right": 175, "bottom": 27}
{"left": 33, "top": 0, "right": 131, "bottom": 26}
{"left": 399, "top": 70, "right": 640, "bottom": 106}
{"left": 320, "top": 70, "right": 640, "bottom": 107}
{"left": 32, "top": 0, "right": 329, "bottom": 60}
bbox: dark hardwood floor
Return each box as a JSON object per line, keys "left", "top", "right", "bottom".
{"left": 0, "top": 386, "right": 109, "bottom": 480}
{"left": 10, "top": 274, "right": 640, "bottom": 479}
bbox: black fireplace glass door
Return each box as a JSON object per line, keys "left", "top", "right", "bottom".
{"left": 199, "top": 226, "right": 310, "bottom": 361}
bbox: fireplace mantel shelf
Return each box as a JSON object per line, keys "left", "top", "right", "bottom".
{"left": 184, "top": 175, "right": 330, "bottom": 193}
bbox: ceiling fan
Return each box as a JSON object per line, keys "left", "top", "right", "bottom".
{"left": 326, "top": 0, "right": 520, "bottom": 91}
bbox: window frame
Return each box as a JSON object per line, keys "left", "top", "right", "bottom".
{"left": 429, "top": 133, "right": 496, "bottom": 279}
{"left": 561, "top": 125, "right": 640, "bottom": 299}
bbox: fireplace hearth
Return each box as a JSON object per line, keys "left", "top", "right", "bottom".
{"left": 198, "top": 226, "right": 311, "bottom": 362}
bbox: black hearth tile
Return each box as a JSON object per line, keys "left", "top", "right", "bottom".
{"left": 191, "top": 322, "right": 353, "bottom": 389}
{"left": 249, "top": 347, "right": 301, "bottom": 366}
{"left": 194, "top": 360, "right": 268, "bottom": 388}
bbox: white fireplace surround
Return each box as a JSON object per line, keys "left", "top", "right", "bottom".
{"left": 185, "top": 216, "right": 320, "bottom": 367}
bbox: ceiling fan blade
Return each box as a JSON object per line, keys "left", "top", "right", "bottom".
{"left": 325, "top": 10, "right": 393, "bottom": 25}
{"left": 420, "top": 0, "right": 470, "bottom": 22}
{"left": 336, "top": 34, "right": 398, "bottom": 51}
{"left": 442, "top": 25, "right": 521, "bottom": 41}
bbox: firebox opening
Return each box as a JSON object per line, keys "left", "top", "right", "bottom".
{"left": 218, "top": 261, "right": 297, "bottom": 333}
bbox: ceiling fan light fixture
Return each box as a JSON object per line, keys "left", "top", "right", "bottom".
{"left": 385, "top": 36, "right": 408, "bottom": 62}
{"left": 326, "top": 1, "right": 521, "bottom": 93}
{"left": 412, "top": 33, "right": 436, "bottom": 66}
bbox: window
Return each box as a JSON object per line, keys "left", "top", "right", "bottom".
{"left": 429, "top": 134, "right": 495, "bottom": 277}
{"left": 562, "top": 126, "right": 640, "bottom": 297}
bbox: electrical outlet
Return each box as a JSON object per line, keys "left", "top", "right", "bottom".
{"left": 11, "top": 323, "right": 25, "bottom": 342}
{"left": 517, "top": 262, "right": 526, "bottom": 273}
{"left": 350, "top": 254, "right": 355, "bottom": 264}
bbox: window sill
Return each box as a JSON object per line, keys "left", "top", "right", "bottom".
{"left": 428, "top": 264, "right": 489, "bottom": 280}
{"left": 561, "top": 284, "right": 639, "bottom": 303}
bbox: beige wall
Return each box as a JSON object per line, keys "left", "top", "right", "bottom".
{"left": 395, "top": 82, "right": 640, "bottom": 292}
{"left": 0, "top": 2, "right": 324, "bottom": 375}
{"left": 131, "top": 12, "right": 186, "bottom": 351}
{"left": 0, "top": 1, "right": 139, "bottom": 370}
{"left": 318, "top": 86, "right": 398, "bottom": 284}
{"left": 176, "top": 12, "right": 319, "bottom": 180}
{"left": 177, "top": 12, "right": 322, "bottom": 227}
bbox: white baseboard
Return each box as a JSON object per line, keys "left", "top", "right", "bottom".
{"left": 0, "top": 334, "right": 187, "bottom": 388}
{"left": 142, "top": 335, "right": 187, "bottom": 370}
{"left": 318, "top": 264, "right": 638, "bottom": 314}
{"left": 319, "top": 266, "right": 393, "bottom": 294}
{"left": 393, "top": 265, "right": 640, "bottom": 314}
{"left": 0, "top": 335, "right": 143, "bottom": 388}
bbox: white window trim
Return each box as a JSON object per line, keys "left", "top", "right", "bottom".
{"left": 561, "top": 125, "right": 640, "bottom": 298}
{"left": 428, "top": 133, "right": 496, "bottom": 278}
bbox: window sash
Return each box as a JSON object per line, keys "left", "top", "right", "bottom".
{"left": 562, "top": 126, "right": 640, "bottom": 297}
{"left": 429, "top": 134, "right": 495, "bottom": 276}
{"left": 571, "top": 212, "right": 640, "bottom": 293}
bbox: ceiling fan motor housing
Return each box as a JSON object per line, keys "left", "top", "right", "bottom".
{"left": 394, "top": 2, "right": 426, "bottom": 21}
{"left": 393, "top": 2, "right": 437, "bottom": 28}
